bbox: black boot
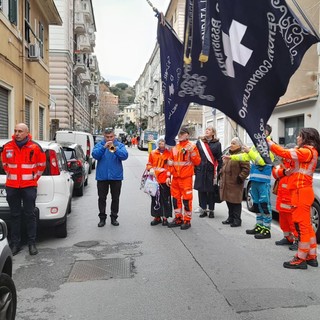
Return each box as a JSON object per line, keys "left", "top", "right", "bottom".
{"left": 98, "top": 218, "right": 106, "bottom": 227}
{"left": 111, "top": 216, "right": 119, "bottom": 226}
{"left": 28, "top": 244, "right": 38, "bottom": 255}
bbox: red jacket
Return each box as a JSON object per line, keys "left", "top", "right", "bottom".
{"left": 1, "top": 135, "right": 46, "bottom": 188}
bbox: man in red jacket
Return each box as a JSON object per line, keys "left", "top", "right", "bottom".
{"left": 1, "top": 123, "right": 46, "bottom": 255}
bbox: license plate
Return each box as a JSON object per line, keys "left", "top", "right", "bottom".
{"left": 0, "top": 188, "right": 6, "bottom": 197}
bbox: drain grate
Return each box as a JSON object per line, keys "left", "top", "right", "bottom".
{"left": 67, "top": 258, "right": 133, "bottom": 282}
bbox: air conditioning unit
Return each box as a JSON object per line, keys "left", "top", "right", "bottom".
{"left": 28, "top": 43, "right": 40, "bottom": 61}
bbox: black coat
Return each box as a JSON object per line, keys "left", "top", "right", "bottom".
{"left": 194, "top": 138, "right": 222, "bottom": 192}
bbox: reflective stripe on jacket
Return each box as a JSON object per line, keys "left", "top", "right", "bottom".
{"left": 230, "top": 146, "right": 274, "bottom": 183}
{"left": 269, "top": 142, "right": 318, "bottom": 189}
{"left": 146, "top": 148, "right": 171, "bottom": 184}
{"left": 1, "top": 135, "right": 46, "bottom": 188}
{"left": 168, "top": 140, "right": 201, "bottom": 178}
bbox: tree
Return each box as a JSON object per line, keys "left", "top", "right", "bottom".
{"left": 110, "top": 83, "right": 135, "bottom": 111}
{"left": 125, "top": 121, "right": 137, "bottom": 134}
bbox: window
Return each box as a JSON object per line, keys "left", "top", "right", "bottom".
{"left": 39, "top": 107, "right": 44, "bottom": 140}
{"left": 0, "top": 86, "right": 9, "bottom": 139}
{"left": 9, "top": 0, "right": 17, "bottom": 25}
{"left": 25, "top": 0, "right": 30, "bottom": 42}
{"left": 39, "top": 22, "right": 44, "bottom": 58}
{"left": 25, "top": 100, "right": 31, "bottom": 129}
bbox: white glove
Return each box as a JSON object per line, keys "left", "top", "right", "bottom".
{"left": 149, "top": 168, "right": 155, "bottom": 176}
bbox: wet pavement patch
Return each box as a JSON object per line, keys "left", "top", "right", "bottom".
{"left": 223, "top": 288, "right": 320, "bottom": 313}
{"left": 74, "top": 241, "right": 100, "bottom": 248}
{"left": 67, "top": 257, "right": 134, "bottom": 282}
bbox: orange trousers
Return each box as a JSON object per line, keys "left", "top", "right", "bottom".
{"left": 278, "top": 210, "right": 298, "bottom": 241}
{"left": 170, "top": 176, "right": 193, "bottom": 222}
{"left": 291, "top": 187, "right": 317, "bottom": 259}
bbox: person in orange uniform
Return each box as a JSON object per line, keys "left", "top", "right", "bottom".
{"left": 268, "top": 128, "right": 320, "bottom": 269}
{"left": 146, "top": 138, "right": 172, "bottom": 226}
{"left": 272, "top": 143, "right": 298, "bottom": 249}
{"left": 1, "top": 123, "right": 46, "bottom": 256}
{"left": 166, "top": 127, "right": 201, "bottom": 230}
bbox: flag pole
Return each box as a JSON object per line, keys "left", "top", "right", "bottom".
{"left": 145, "top": 0, "right": 181, "bottom": 41}
{"left": 146, "top": 0, "right": 159, "bottom": 15}
{"left": 292, "top": 0, "right": 320, "bottom": 41}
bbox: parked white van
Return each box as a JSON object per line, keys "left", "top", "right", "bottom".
{"left": 55, "top": 131, "right": 95, "bottom": 173}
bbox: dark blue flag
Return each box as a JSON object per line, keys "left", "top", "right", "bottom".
{"left": 158, "top": 0, "right": 318, "bottom": 162}
{"left": 157, "top": 19, "right": 189, "bottom": 146}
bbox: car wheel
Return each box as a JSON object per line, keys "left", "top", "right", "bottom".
{"left": 0, "top": 273, "right": 17, "bottom": 320}
{"left": 67, "top": 197, "right": 72, "bottom": 214}
{"left": 92, "top": 160, "right": 96, "bottom": 170}
{"left": 55, "top": 216, "right": 67, "bottom": 238}
{"left": 311, "top": 201, "right": 320, "bottom": 243}
{"left": 84, "top": 176, "right": 88, "bottom": 186}
{"left": 246, "top": 182, "right": 254, "bottom": 212}
{"left": 74, "top": 182, "right": 84, "bottom": 197}
{"left": 88, "top": 159, "right": 92, "bottom": 174}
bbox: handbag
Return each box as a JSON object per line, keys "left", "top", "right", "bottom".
{"left": 272, "top": 178, "right": 280, "bottom": 195}
{"left": 140, "top": 169, "right": 149, "bottom": 190}
{"left": 143, "top": 175, "right": 159, "bottom": 197}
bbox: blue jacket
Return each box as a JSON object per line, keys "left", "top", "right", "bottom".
{"left": 92, "top": 139, "right": 128, "bottom": 181}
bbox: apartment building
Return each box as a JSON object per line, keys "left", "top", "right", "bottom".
{"left": 0, "top": 0, "right": 62, "bottom": 139}
{"left": 49, "top": 0, "right": 100, "bottom": 138}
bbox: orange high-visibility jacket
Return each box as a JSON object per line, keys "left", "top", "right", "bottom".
{"left": 168, "top": 140, "right": 201, "bottom": 178}
{"left": 1, "top": 135, "right": 46, "bottom": 188}
{"left": 146, "top": 148, "right": 171, "bottom": 184}
{"left": 272, "top": 160, "right": 294, "bottom": 213}
{"left": 269, "top": 142, "right": 318, "bottom": 190}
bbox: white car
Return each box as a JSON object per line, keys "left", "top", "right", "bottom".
{"left": 0, "top": 140, "right": 74, "bottom": 238}
{"left": 0, "top": 219, "right": 17, "bottom": 318}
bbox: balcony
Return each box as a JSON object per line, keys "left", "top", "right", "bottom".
{"left": 77, "top": 34, "right": 91, "bottom": 53}
{"left": 74, "top": 12, "right": 85, "bottom": 34}
{"left": 79, "top": 70, "right": 91, "bottom": 86}
{"left": 88, "top": 84, "right": 98, "bottom": 100}
{"left": 73, "top": 53, "right": 87, "bottom": 74}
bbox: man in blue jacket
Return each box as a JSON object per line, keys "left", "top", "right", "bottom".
{"left": 92, "top": 128, "right": 128, "bottom": 227}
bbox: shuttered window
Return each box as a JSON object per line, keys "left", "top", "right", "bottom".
{"left": 0, "top": 87, "right": 9, "bottom": 138}
{"left": 9, "top": 0, "right": 17, "bottom": 25}
{"left": 25, "top": 101, "right": 31, "bottom": 129}
{"left": 39, "top": 107, "right": 44, "bottom": 140}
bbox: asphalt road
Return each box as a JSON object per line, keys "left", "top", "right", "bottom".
{"left": 12, "top": 146, "right": 320, "bottom": 320}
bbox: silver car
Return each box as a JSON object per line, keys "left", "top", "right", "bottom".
{"left": 0, "top": 219, "right": 17, "bottom": 319}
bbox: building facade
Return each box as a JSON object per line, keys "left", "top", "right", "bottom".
{"left": 49, "top": 0, "right": 100, "bottom": 138}
{"left": 0, "top": 0, "right": 62, "bottom": 139}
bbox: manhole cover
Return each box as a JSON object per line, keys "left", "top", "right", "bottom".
{"left": 74, "top": 241, "right": 99, "bottom": 248}
{"left": 67, "top": 258, "right": 133, "bottom": 282}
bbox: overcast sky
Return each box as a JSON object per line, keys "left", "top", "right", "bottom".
{"left": 92, "top": 0, "right": 170, "bottom": 86}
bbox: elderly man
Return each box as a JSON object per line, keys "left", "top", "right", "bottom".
{"left": 1, "top": 123, "right": 46, "bottom": 255}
